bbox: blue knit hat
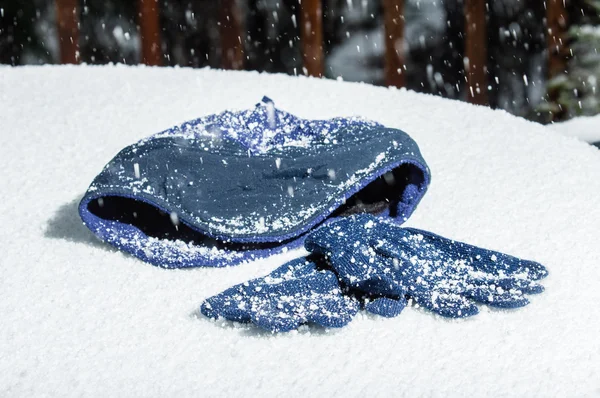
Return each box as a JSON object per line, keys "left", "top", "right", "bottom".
{"left": 79, "top": 97, "right": 431, "bottom": 268}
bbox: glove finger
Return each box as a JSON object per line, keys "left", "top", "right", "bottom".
{"left": 471, "top": 255, "right": 548, "bottom": 281}
{"left": 492, "top": 276, "right": 545, "bottom": 295}
{"left": 307, "top": 295, "right": 360, "bottom": 328}
{"left": 201, "top": 292, "right": 252, "bottom": 323}
{"left": 467, "top": 273, "right": 544, "bottom": 295}
{"left": 370, "top": 238, "right": 406, "bottom": 260}
{"left": 364, "top": 296, "right": 407, "bottom": 318}
{"left": 414, "top": 290, "right": 479, "bottom": 318}
{"left": 465, "top": 286, "right": 530, "bottom": 309}
{"left": 401, "top": 227, "right": 549, "bottom": 281}
{"left": 318, "top": 246, "right": 392, "bottom": 293}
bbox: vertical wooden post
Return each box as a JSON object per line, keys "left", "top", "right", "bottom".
{"left": 220, "top": 0, "right": 245, "bottom": 70}
{"left": 383, "top": 0, "right": 405, "bottom": 88}
{"left": 546, "top": 0, "right": 568, "bottom": 78}
{"left": 55, "top": 0, "right": 80, "bottom": 64}
{"left": 300, "top": 0, "right": 323, "bottom": 77}
{"left": 138, "top": 0, "right": 162, "bottom": 66}
{"left": 464, "top": 0, "right": 488, "bottom": 105}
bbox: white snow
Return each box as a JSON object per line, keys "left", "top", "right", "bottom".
{"left": 1, "top": 65, "right": 600, "bottom": 397}
{"left": 549, "top": 114, "right": 600, "bottom": 143}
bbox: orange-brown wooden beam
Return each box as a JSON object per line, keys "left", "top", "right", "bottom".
{"left": 300, "top": 0, "right": 324, "bottom": 77}
{"left": 55, "top": 0, "right": 80, "bottom": 64}
{"left": 220, "top": 0, "right": 245, "bottom": 70}
{"left": 546, "top": 0, "right": 569, "bottom": 79}
{"left": 139, "top": 0, "right": 162, "bottom": 66}
{"left": 383, "top": 0, "right": 405, "bottom": 88}
{"left": 464, "top": 0, "right": 488, "bottom": 105}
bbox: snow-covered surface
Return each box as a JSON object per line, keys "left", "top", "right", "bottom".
{"left": 1, "top": 65, "right": 599, "bottom": 396}
{"left": 549, "top": 114, "right": 600, "bottom": 143}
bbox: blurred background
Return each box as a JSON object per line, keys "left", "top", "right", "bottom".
{"left": 0, "top": 0, "right": 599, "bottom": 124}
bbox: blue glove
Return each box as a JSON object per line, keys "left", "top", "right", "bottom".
{"left": 200, "top": 257, "right": 360, "bottom": 332}
{"left": 305, "top": 214, "right": 548, "bottom": 318}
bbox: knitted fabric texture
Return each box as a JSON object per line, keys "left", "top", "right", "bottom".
{"left": 202, "top": 214, "right": 548, "bottom": 332}
{"left": 201, "top": 256, "right": 359, "bottom": 333}
{"left": 79, "top": 98, "right": 431, "bottom": 268}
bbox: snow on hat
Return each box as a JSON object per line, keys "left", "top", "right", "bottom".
{"left": 78, "top": 97, "right": 431, "bottom": 268}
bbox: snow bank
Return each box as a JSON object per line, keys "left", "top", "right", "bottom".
{"left": 1, "top": 65, "right": 599, "bottom": 397}
{"left": 549, "top": 114, "right": 600, "bottom": 143}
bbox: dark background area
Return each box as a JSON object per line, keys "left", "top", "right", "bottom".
{"left": 1, "top": 0, "right": 599, "bottom": 124}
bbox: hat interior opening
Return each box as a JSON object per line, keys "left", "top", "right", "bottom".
{"left": 333, "top": 163, "right": 426, "bottom": 218}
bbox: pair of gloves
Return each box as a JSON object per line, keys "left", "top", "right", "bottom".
{"left": 201, "top": 215, "right": 548, "bottom": 332}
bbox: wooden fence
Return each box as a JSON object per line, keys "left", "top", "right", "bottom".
{"left": 54, "top": 0, "right": 569, "bottom": 106}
